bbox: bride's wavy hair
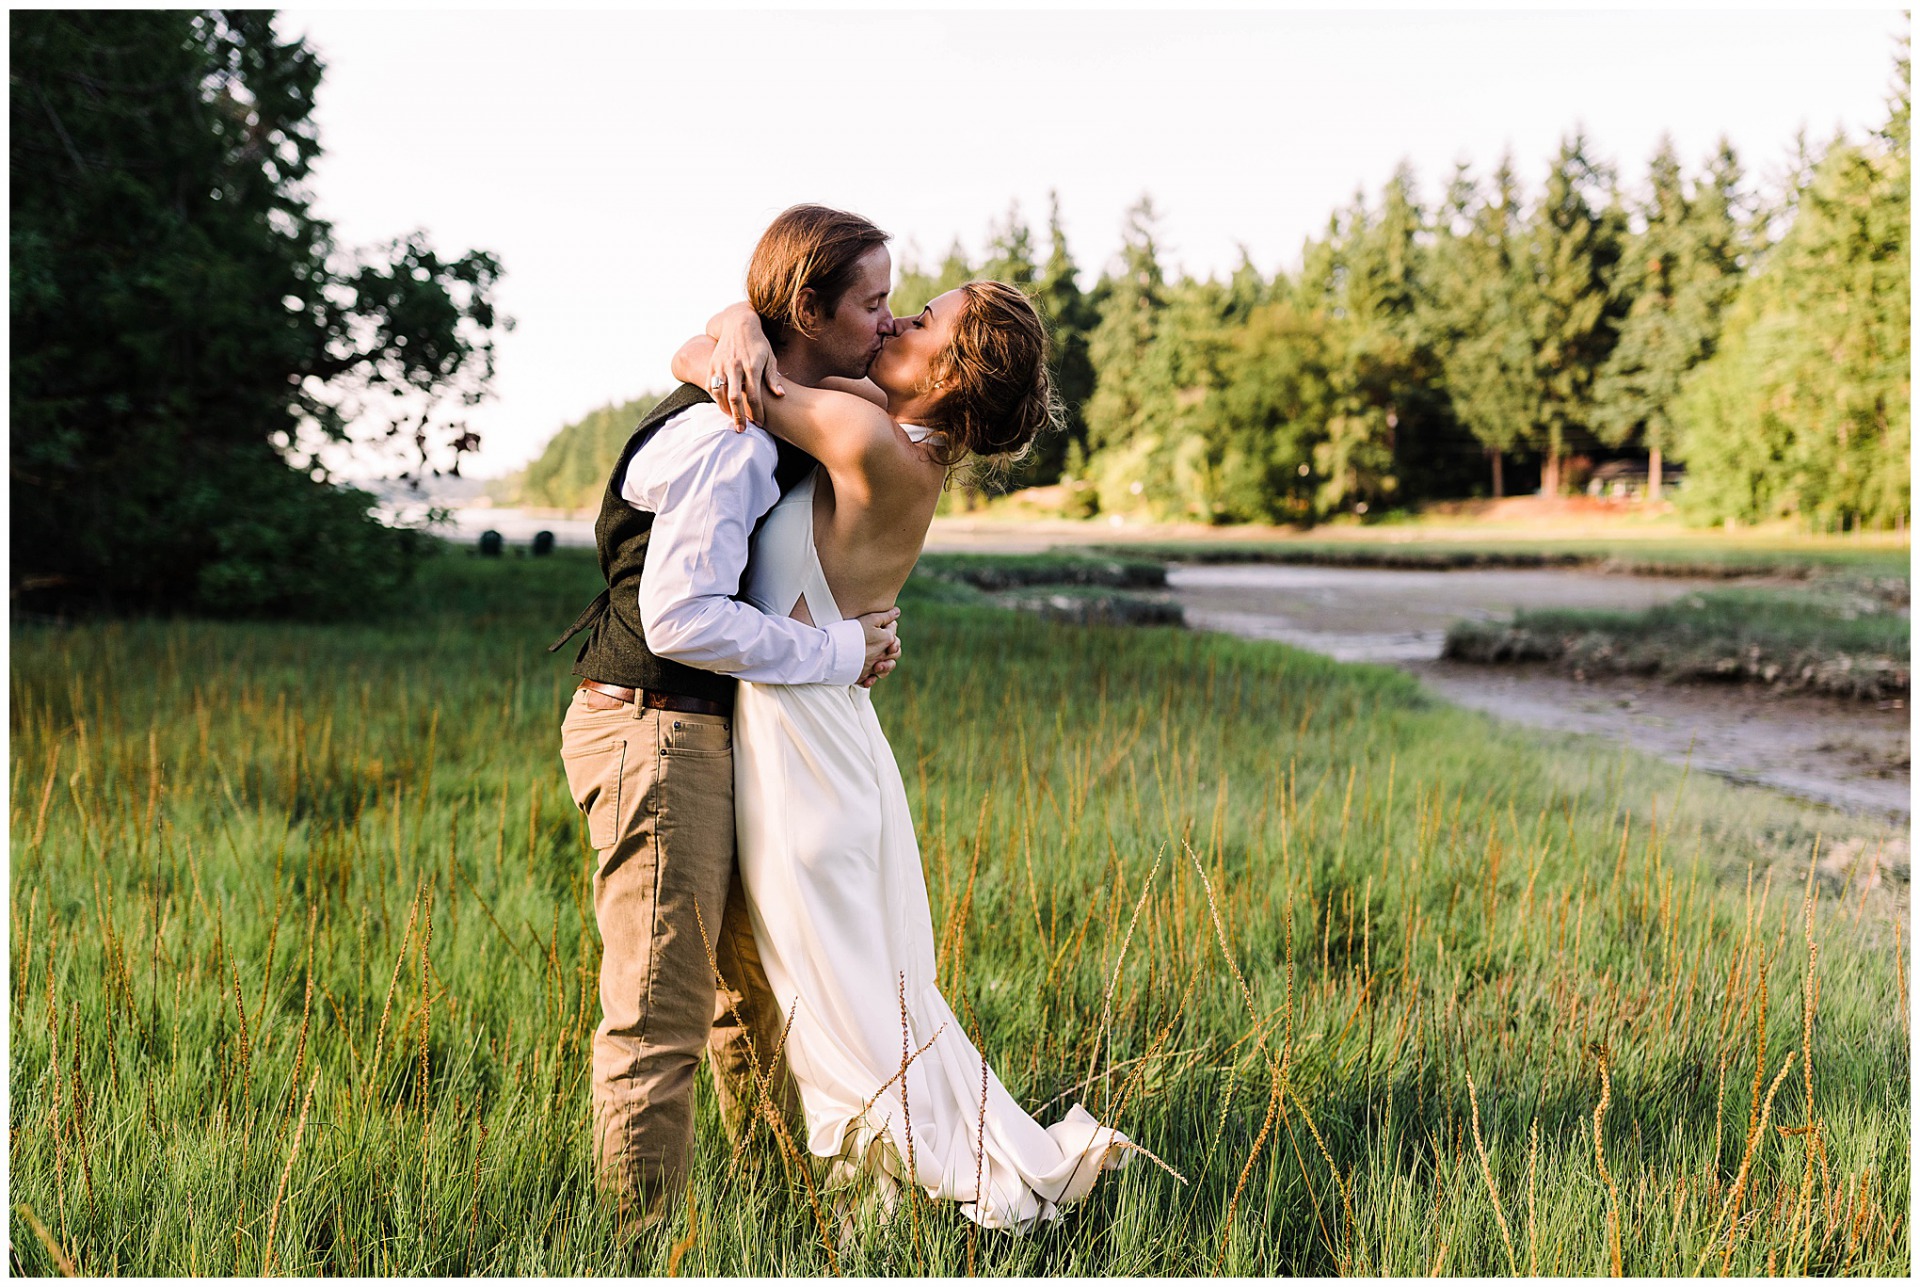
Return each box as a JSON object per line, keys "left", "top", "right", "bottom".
{"left": 921, "top": 281, "right": 1062, "bottom": 481}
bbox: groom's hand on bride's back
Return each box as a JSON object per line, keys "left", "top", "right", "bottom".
{"left": 856, "top": 607, "right": 902, "bottom": 688}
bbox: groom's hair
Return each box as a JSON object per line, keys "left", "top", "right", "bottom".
{"left": 746, "top": 205, "right": 889, "bottom": 349}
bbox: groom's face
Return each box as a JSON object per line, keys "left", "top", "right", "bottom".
{"left": 812, "top": 246, "right": 896, "bottom": 380}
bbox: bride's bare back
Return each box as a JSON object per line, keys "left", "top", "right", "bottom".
{"left": 802, "top": 441, "right": 944, "bottom": 626}
{"left": 789, "top": 419, "right": 945, "bottom": 625}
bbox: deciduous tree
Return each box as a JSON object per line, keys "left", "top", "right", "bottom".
{"left": 11, "top": 10, "right": 506, "bottom": 616}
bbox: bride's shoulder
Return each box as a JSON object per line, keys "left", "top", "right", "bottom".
{"left": 815, "top": 376, "right": 890, "bottom": 410}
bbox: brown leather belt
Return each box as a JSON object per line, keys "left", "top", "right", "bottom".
{"left": 577, "top": 679, "right": 729, "bottom": 717}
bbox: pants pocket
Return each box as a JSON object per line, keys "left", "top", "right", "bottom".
{"left": 562, "top": 702, "right": 630, "bottom": 851}
{"left": 659, "top": 712, "right": 732, "bottom": 757}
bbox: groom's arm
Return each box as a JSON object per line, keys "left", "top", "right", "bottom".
{"left": 627, "top": 405, "right": 868, "bottom": 686}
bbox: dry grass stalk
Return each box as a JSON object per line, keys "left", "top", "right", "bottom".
{"left": 666, "top": 1197, "right": 698, "bottom": 1277}
{"left": 1465, "top": 1072, "right": 1518, "bottom": 1274}
{"left": 18, "top": 1202, "right": 79, "bottom": 1276}
{"left": 937, "top": 791, "right": 992, "bottom": 979}
{"left": 690, "top": 899, "right": 838, "bottom": 1275}
{"left": 1095, "top": 958, "right": 1205, "bottom": 1158}
{"left": 1694, "top": 1050, "right": 1798, "bottom": 1277}
{"left": 858, "top": 1024, "right": 947, "bottom": 1123}
{"left": 897, "top": 971, "right": 924, "bottom": 1270}
{"left": 1784, "top": 897, "right": 1822, "bottom": 1272}
{"left": 1215, "top": 1052, "right": 1282, "bottom": 1275}
{"left": 1287, "top": 1081, "right": 1363, "bottom": 1273}
{"left": 1589, "top": 1044, "right": 1623, "bottom": 1275}
{"left": 15, "top": 888, "right": 38, "bottom": 1013}
{"left": 31, "top": 742, "right": 62, "bottom": 850}
{"left": 367, "top": 882, "right": 424, "bottom": 1102}
{"left": 260, "top": 1072, "right": 317, "bottom": 1276}
{"left": 1182, "top": 844, "right": 1270, "bottom": 1071}
{"left": 258, "top": 885, "right": 284, "bottom": 1022}
{"left": 419, "top": 884, "right": 434, "bottom": 1120}
{"left": 230, "top": 957, "right": 254, "bottom": 1106}
{"left": 464, "top": 1123, "right": 488, "bottom": 1270}
{"left": 1526, "top": 1115, "right": 1540, "bottom": 1275}
{"left": 1083, "top": 848, "right": 1161, "bottom": 1109}
{"left": 285, "top": 903, "right": 319, "bottom": 1123}
{"left": 1894, "top": 919, "right": 1908, "bottom": 1039}
{"left": 1711, "top": 1049, "right": 1730, "bottom": 1176}
{"left": 1275, "top": 1100, "right": 1336, "bottom": 1258}
{"left": 969, "top": 1049, "right": 988, "bottom": 1276}
{"left": 1747, "top": 971, "right": 1768, "bottom": 1141}
{"left": 1182, "top": 843, "right": 1305, "bottom": 1270}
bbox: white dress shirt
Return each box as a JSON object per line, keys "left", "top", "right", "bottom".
{"left": 624, "top": 403, "right": 863, "bottom": 687}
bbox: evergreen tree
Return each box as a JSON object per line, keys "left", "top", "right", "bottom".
{"left": 1026, "top": 192, "right": 1099, "bottom": 490}
{"left": 979, "top": 202, "right": 1038, "bottom": 290}
{"left": 1425, "top": 156, "right": 1539, "bottom": 496}
{"left": 1128, "top": 275, "right": 1244, "bottom": 520}
{"left": 1523, "top": 132, "right": 1627, "bottom": 495}
{"left": 1675, "top": 43, "right": 1909, "bottom": 530}
{"left": 891, "top": 237, "right": 974, "bottom": 315}
{"left": 11, "top": 10, "right": 505, "bottom": 616}
{"left": 1591, "top": 137, "right": 1745, "bottom": 497}
{"left": 1296, "top": 164, "right": 1470, "bottom": 514}
{"left": 1223, "top": 246, "right": 1270, "bottom": 321}
{"left": 1082, "top": 196, "right": 1169, "bottom": 507}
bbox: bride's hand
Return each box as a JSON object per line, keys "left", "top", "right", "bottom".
{"left": 707, "top": 303, "right": 785, "bottom": 430}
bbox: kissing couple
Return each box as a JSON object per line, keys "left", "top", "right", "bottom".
{"left": 553, "top": 205, "right": 1133, "bottom": 1235}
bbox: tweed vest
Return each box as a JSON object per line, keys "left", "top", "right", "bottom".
{"left": 548, "top": 383, "right": 817, "bottom": 702}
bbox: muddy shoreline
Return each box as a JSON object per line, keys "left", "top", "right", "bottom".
{"left": 1162, "top": 563, "right": 1910, "bottom": 822}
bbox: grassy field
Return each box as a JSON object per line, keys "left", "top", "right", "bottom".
{"left": 9, "top": 549, "right": 1909, "bottom": 1275}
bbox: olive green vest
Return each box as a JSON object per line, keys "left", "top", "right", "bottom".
{"left": 549, "top": 383, "right": 816, "bottom": 703}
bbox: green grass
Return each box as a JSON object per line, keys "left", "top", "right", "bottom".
{"left": 1444, "top": 588, "right": 1911, "bottom": 700}
{"left": 9, "top": 549, "right": 1908, "bottom": 1275}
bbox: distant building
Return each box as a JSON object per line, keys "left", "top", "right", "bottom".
{"left": 1586, "top": 459, "right": 1685, "bottom": 501}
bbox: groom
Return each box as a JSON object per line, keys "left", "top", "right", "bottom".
{"left": 553, "top": 205, "right": 903, "bottom": 1225}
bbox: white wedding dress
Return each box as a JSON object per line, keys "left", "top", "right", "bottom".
{"left": 733, "top": 449, "right": 1129, "bottom": 1230}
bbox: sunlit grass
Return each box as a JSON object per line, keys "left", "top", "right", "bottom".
{"left": 8, "top": 550, "right": 1907, "bottom": 1275}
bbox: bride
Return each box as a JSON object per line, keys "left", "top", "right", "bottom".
{"left": 670, "top": 283, "right": 1130, "bottom": 1229}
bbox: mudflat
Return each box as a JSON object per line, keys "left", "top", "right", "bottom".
{"left": 1163, "top": 562, "right": 1910, "bottom": 820}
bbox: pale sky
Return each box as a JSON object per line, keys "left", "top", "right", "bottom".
{"left": 277, "top": 5, "right": 1907, "bottom": 480}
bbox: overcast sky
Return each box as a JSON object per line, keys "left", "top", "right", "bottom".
{"left": 277, "top": 5, "right": 1907, "bottom": 480}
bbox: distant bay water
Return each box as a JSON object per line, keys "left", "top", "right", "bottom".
{"left": 383, "top": 502, "right": 597, "bottom": 550}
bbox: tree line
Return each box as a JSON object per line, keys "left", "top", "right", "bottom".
{"left": 521, "top": 48, "right": 1907, "bottom": 534}
{"left": 879, "top": 48, "right": 1906, "bottom": 532}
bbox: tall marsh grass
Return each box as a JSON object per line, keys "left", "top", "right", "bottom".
{"left": 8, "top": 551, "right": 1908, "bottom": 1275}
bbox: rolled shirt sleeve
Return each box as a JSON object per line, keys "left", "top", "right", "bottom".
{"left": 626, "top": 406, "right": 864, "bottom": 687}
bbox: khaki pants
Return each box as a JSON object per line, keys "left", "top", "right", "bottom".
{"left": 559, "top": 687, "right": 796, "bottom": 1218}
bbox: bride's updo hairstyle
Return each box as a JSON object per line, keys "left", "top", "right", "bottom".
{"left": 922, "top": 281, "right": 1060, "bottom": 473}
